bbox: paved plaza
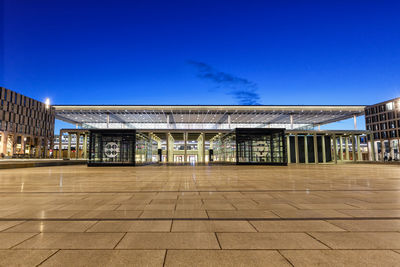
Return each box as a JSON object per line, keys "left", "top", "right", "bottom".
{"left": 0, "top": 164, "right": 399, "bottom": 266}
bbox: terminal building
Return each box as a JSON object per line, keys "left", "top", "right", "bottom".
{"left": 53, "top": 104, "right": 371, "bottom": 166}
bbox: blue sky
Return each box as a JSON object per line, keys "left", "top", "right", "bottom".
{"left": 1, "top": 0, "right": 400, "bottom": 131}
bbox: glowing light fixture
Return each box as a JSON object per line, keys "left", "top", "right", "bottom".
{"left": 45, "top": 98, "right": 50, "bottom": 109}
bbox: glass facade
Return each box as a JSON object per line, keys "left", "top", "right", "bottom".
{"left": 135, "top": 132, "right": 156, "bottom": 165}
{"left": 213, "top": 132, "right": 236, "bottom": 162}
{"left": 214, "top": 128, "right": 287, "bottom": 165}
{"left": 88, "top": 129, "right": 154, "bottom": 166}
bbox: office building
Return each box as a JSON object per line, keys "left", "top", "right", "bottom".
{"left": 0, "top": 87, "right": 55, "bottom": 158}
{"left": 365, "top": 97, "right": 400, "bottom": 160}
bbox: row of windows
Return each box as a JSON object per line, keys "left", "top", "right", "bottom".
{"left": 0, "top": 111, "right": 54, "bottom": 128}
{"left": 0, "top": 121, "right": 53, "bottom": 137}
{"left": 1, "top": 101, "right": 54, "bottom": 121}
{"left": 0, "top": 88, "right": 48, "bottom": 111}
{"left": 366, "top": 120, "right": 400, "bottom": 131}
{"left": 365, "top": 99, "right": 400, "bottom": 115}
{"left": 0, "top": 88, "right": 55, "bottom": 139}
{"left": 369, "top": 130, "right": 399, "bottom": 140}
{"left": 366, "top": 112, "right": 399, "bottom": 123}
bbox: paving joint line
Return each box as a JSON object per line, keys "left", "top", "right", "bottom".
{"left": 247, "top": 220, "right": 260, "bottom": 232}
{"left": 0, "top": 220, "right": 27, "bottom": 232}
{"left": 162, "top": 250, "right": 168, "bottom": 267}
{"left": 277, "top": 250, "right": 295, "bottom": 267}
{"left": 214, "top": 232, "right": 222, "bottom": 250}
{"left": 36, "top": 249, "right": 60, "bottom": 267}
{"left": 84, "top": 221, "right": 100, "bottom": 232}
{"left": 305, "top": 232, "right": 333, "bottom": 249}
{"left": 9, "top": 232, "right": 41, "bottom": 249}
{"left": 113, "top": 232, "right": 127, "bottom": 249}
{"left": 1, "top": 189, "right": 400, "bottom": 193}
{"left": 1, "top": 217, "right": 400, "bottom": 221}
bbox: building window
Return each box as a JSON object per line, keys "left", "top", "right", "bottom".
{"left": 386, "top": 102, "right": 394, "bottom": 111}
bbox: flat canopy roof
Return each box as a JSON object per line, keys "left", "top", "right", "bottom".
{"left": 54, "top": 105, "right": 365, "bottom": 128}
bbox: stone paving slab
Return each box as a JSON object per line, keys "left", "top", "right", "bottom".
{"left": 280, "top": 250, "right": 400, "bottom": 267}
{"left": 40, "top": 250, "right": 166, "bottom": 267}
{"left": 165, "top": 250, "right": 291, "bottom": 267}
{"left": 0, "top": 164, "right": 399, "bottom": 266}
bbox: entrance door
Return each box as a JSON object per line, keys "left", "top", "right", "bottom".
{"left": 174, "top": 155, "right": 184, "bottom": 162}
{"left": 188, "top": 155, "right": 197, "bottom": 164}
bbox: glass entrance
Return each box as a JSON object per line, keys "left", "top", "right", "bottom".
{"left": 188, "top": 155, "right": 197, "bottom": 164}
{"left": 89, "top": 131, "right": 136, "bottom": 166}
{"left": 213, "top": 128, "right": 287, "bottom": 165}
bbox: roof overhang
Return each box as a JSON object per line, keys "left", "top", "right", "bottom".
{"left": 54, "top": 105, "right": 365, "bottom": 129}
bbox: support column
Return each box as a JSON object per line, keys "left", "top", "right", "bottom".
{"left": 167, "top": 133, "right": 174, "bottom": 163}
{"left": 58, "top": 130, "right": 63, "bottom": 159}
{"left": 357, "top": 135, "right": 362, "bottom": 161}
{"left": 294, "top": 134, "right": 299, "bottom": 164}
{"left": 83, "top": 133, "right": 88, "bottom": 159}
{"left": 107, "top": 114, "right": 110, "bottom": 128}
{"left": 351, "top": 134, "right": 356, "bottom": 162}
{"left": 75, "top": 133, "right": 80, "bottom": 159}
{"left": 6, "top": 134, "right": 12, "bottom": 156}
{"left": 388, "top": 139, "right": 394, "bottom": 159}
{"left": 286, "top": 135, "right": 291, "bottom": 164}
{"left": 0, "top": 132, "right": 6, "bottom": 156}
{"left": 202, "top": 133, "right": 205, "bottom": 163}
{"left": 20, "top": 136, "right": 26, "bottom": 155}
{"left": 353, "top": 115, "right": 357, "bottom": 130}
{"left": 197, "top": 133, "right": 203, "bottom": 163}
{"left": 67, "top": 133, "right": 72, "bottom": 159}
{"left": 304, "top": 134, "right": 308, "bottom": 164}
{"left": 313, "top": 133, "right": 318, "bottom": 164}
{"left": 166, "top": 133, "right": 169, "bottom": 163}
{"left": 322, "top": 135, "right": 326, "bottom": 163}
{"left": 290, "top": 115, "right": 294, "bottom": 130}
{"left": 380, "top": 140, "right": 385, "bottom": 161}
{"left": 228, "top": 115, "right": 231, "bottom": 129}
{"left": 345, "top": 137, "right": 349, "bottom": 160}
{"left": 184, "top": 132, "right": 187, "bottom": 163}
{"left": 2, "top": 132, "right": 8, "bottom": 156}
{"left": 398, "top": 139, "right": 400, "bottom": 160}
{"left": 332, "top": 134, "right": 337, "bottom": 164}
{"left": 339, "top": 136, "right": 344, "bottom": 161}
{"left": 370, "top": 133, "right": 376, "bottom": 161}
